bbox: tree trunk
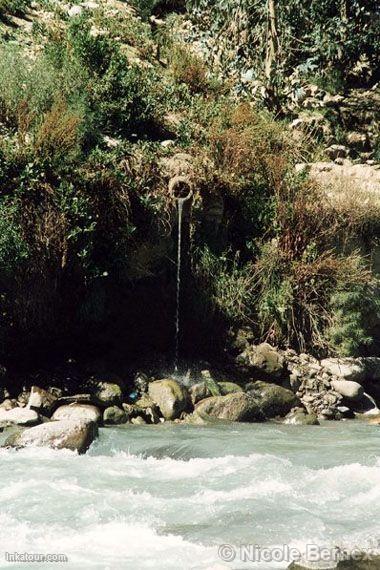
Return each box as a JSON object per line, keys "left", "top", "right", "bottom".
{"left": 265, "top": 0, "right": 279, "bottom": 82}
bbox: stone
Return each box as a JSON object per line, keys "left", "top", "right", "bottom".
{"left": 237, "top": 343, "right": 285, "bottom": 377}
{"left": 246, "top": 381, "right": 300, "bottom": 418}
{"left": 330, "top": 380, "right": 364, "bottom": 401}
{"left": 103, "top": 406, "right": 128, "bottom": 425}
{"left": 218, "top": 382, "right": 243, "bottom": 395}
{"left": 194, "top": 392, "right": 264, "bottom": 422}
{"left": 52, "top": 404, "right": 101, "bottom": 424}
{"left": 289, "top": 553, "right": 380, "bottom": 569}
{"left": 189, "top": 382, "right": 211, "bottom": 405}
{"left": 67, "top": 5, "right": 83, "bottom": 17}
{"left": 0, "top": 399, "right": 17, "bottom": 411}
{"left": 4, "top": 420, "right": 98, "bottom": 454}
{"left": 148, "top": 379, "right": 189, "bottom": 420}
{"left": 321, "top": 358, "right": 365, "bottom": 382}
{"left": 27, "top": 386, "right": 57, "bottom": 416}
{"left": 325, "top": 144, "right": 349, "bottom": 160}
{"left": 94, "top": 382, "right": 122, "bottom": 407}
{"left": 284, "top": 408, "right": 319, "bottom": 425}
{"left": 0, "top": 408, "right": 40, "bottom": 426}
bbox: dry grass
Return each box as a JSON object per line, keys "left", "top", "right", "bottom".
{"left": 34, "top": 99, "right": 81, "bottom": 161}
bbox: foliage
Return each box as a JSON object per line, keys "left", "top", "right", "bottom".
{"left": 326, "top": 285, "right": 380, "bottom": 356}
{"left": 186, "top": 0, "right": 380, "bottom": 105}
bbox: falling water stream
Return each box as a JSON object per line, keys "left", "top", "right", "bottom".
{"left": 174, "top": 197, "right": 185, "bottom": 371}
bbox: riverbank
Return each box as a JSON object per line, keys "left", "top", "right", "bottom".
{"left": 1, "top": 342, "right": 380, "bottom": 453}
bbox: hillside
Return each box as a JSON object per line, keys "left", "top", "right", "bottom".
{"left": 0, "top": 0, "right": 379, "bottom": 382}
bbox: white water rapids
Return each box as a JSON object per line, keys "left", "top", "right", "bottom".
{"left": 0, "top": 422, "right": 380, "bottom": 569}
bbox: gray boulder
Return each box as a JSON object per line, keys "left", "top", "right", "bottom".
{"left": 321, "top": 358, "right": 365, "bottom": 382}
{"left": 0, "top": 408, "right": 40, "bottom": 426}
{"left": 4, "top": 419, "right": 98, "bottom": 454}
{"left": 194, "top": 392, "right": 264, "bottom": 422}
{"left": 52, "top": 404, "right": 101, "bottom": 424}
{"left": 330, "top": 380, "right": 364, "bottom": 401}
{"left": 247, "top": 381, "right": 300, "bottom": 418}
{"left": 103, "top": 406, "right": 128, "bottom": 425}
{"left": 148, "top": 379, "right": 189, "bottom": 420}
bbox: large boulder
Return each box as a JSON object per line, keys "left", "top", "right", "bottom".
{"left": 103, "top": 406, "right": 128, "bottom": 425}
{"left": 27, "top": 386, "right": 57, "bottom": 417}
{"left": 321, "top": 358, "right": 365, "bottom": 382}
{"left": 148, "top": 379, "right": 189, "bottom": 420}
{"left": 246, "top": 381, "right": 300, "bottom": 418}
{"left": 52, "top": 404, "right": 101, "bottom": 424}
{"left": 330, "top": 380, "right": 364, "bottom": 401}
{"left": 0, "top": 408, "right": 40, "bottom": 426}
{"left": 237, "top": 343, "right": 285, "bottom": 377}
{"left": 4, "top": 419, "right": 98, "bottom": 454}
{"left": 194, "top": 392, "right": 264, "bottom": 422}
{"left": 94, "top": 382, "right": 122, "bottom": 407}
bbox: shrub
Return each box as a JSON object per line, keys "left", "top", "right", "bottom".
{"left": 170, "top": 45, "right": 209, "bottom": 94}
{"left": 326, "top": 285, "right": 380, "bottom": 356}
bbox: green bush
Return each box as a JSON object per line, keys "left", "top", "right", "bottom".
{"left": 326, "top": 285, "right": 380, "bottom": 356}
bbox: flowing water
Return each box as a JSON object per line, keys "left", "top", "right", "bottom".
{"left": 174, "top": 197, "right": 185, "bottom": 371}
{"left": 0, "top": 422, "right": 380, "bottom": 569}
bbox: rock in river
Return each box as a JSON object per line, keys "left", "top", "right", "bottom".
{"left": 246, "top": 381, "right": 300, "bottom": 418}
{"left": 194, "top": 392, "right": 264, "bottom": 422}
{"left": 52, "top": 404, "right": 101, "bottom": 423}
{"left": 0, "top": 407, "right": 40, "bottom": 426}
{"left": 4, "top": 419, "right": 98, "bottom": 454}
{"left": 148, "top": 379, "right": 189, "bottom": 420}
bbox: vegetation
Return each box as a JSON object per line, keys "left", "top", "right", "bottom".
{"left": 0, "top": 0, "right": 379, "bottom": 368}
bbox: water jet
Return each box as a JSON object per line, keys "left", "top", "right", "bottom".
{"left": 170, "top": 176, "right": 193, "bottom": 371}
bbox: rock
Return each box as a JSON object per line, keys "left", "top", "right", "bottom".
{"left": 284, "top": 408, "right": 319, "bottom": 425}
{"left": 27, "top": 386, "right": 57, "bottom": 416}
{"left": 56, "top": 394, "right": 94, "bottom": 406}
{"left": 133, "top": 372, "right": 149, "bottom": 395}
{"left": 330, "top": 380, "right": 364, "bottom": 401}
{"left": 321, "top": 358, "right": 365, "bottom": 382}
{"left": 52, "top": 404, "right": 101, "bottom": 424}
{"left": 134, "top": 394, "right": 161, "bottom": 424}
{"left": 237, "top": 343, "right": 285, "bottom": 377}
{"left": 218, "top": 382, "right": 243, "bottom": 395}
{"left": 325, "top": 144, "right": 349, "bottom": 160}
{"left": 289, "top": 553, "right": 380, "bottom": 569}
{"left": 0, "top": 399, "right": 17, "bottom": 411}
{"left": 194, "top": 392, "right": 264, "bottom": 422}
{"left": 148, "top": 379, "right": 189, "bottom": 420}
{"left": 189, "top": 382, "right": 210, "bottom": 405}
{"left": 0, "top": 408, "right": 40, "bottom": 426}
{"left": 4, "top": 420, "right": 98, "bottom": 454}
{"left": 199, "top": 370, "right": 221, "bottom": 396}
{"left": 103, "top": 406, "right": 128, "bottom": 425}
{"left": 246, "top": 381, "right": 300, "bottom": 418}
{"left": 67, "top": 5, "right": 83, "bottom": 17}
{"left": 94, "top": 382, "right": 122, "bottom": 407}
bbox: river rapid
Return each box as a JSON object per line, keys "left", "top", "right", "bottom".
{"left": 0, "top": 422, "right": 379, "bottom": 569}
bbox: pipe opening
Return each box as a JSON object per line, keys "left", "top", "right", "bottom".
{"left": 169, "top": 176, "right": 193, "bottom": 202}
